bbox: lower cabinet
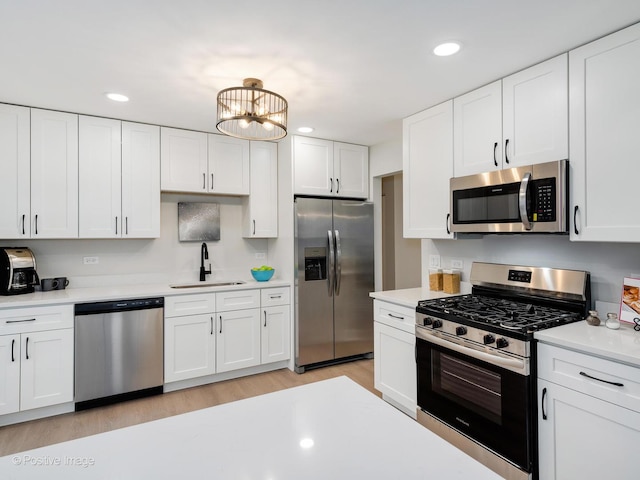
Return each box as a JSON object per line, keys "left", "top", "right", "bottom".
{"left": 164, "top": 286, "right": 291, "bottom": 385}
{"left": 0, "top": 305, "right": 74, "bottom": 416}
{"left": 537, "top": 343, "right": 640, "bottom": 480}
{"left": 373, "top": 299, "right": 416, "bottom": 417}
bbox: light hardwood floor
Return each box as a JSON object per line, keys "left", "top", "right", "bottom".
{"left": 0, "top": 359, "right": 376, "bottom": 457}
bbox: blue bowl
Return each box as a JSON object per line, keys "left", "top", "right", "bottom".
{"left": 251, "top": 269, "right": 274, "bottom": 282}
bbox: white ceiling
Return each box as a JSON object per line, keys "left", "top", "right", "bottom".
{"left": 2, "top": 0, "right": 640, "bottom": 146}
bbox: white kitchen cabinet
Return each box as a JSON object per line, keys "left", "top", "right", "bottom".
{"left": 260, "top": 287, "right": 290, "bottom": 364}
{"left": 293, "top": 136, "right": 369, "bottom": 199}
{"left": 0, "top": 104, "right": 30, "bottom": 239}
{"left": 373, "top": 300, "right": 416, "bottom": 417}
{"left": 537, "top": 343, "right": 640, "bottom": 480}
{"left": 79, "top": 118, "right": 160, "bottom": 238}
{"left": 216, "top": 308, "right": 261, "bottom": 373}
{"left": 160, "top": 127, "right": 208, "bottom": 193}
{"left": 569, "top": 22, "right": 640, "bottom": 242}
{"left": 243, "top": 141, "right": 278, "bottom": 238}
{"left": 208, "top": 134, "right": 250, "bottom": 195}
{"left": 30, "top": 108, "right": 78, "bottom": 238}
{"left": 164, "top": 313, "right": 216, "bottom": 383}
{"left": 0, "top": 304, "right": 74, "bottom": 416}
{"left": 454, "top": 54, "right": 567, "bottom": 177}
{"left": 402, "top": 101, "right": 454, "bottom": 239}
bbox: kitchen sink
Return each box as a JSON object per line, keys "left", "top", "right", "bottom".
{"left": 169, "top": 281, "right": 246, "bottom": 289}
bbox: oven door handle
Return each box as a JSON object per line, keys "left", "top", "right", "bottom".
{"left": 519, "top": 172, "right": 532, "bottom": 231}
{"left": 417, "top": 329, "right": 527, "bottom": 374}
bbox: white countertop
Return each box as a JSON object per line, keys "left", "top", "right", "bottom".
{"left": 535, "top": 320, "right": 640, "bottom": 368}
{"left": 0, "top": 279, "right": 291, "bottom": 309}
{"left": 369, "top": 283, "right": 472, "bottom": 309}
{"left": 0, "top": 376, "right": 501, "bottom": 480}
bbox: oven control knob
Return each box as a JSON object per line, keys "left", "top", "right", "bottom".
{"left": 455, "top": 326, "right": 467, "bottom": 336}
{"left": 496, "top": 337, "right": 509, "bottom": 349}
{"left": 483, "top": 334, "right": 495, "bottom": 345}
{"left": 422, "top": 317, "right": 433, "bottom": 326}
{"left": 431, "top": 319, "right": 443, "bottom": 329}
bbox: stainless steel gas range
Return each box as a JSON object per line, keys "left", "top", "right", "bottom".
{"left": 415, "top": 262, "right": 590, "bottom": 480}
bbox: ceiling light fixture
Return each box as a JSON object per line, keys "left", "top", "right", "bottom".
{"left": 105, "top": 92, "right": 129, "bottom": 102}
{"left": 433, "top": 42, "right": 461, "bottom": 57}
{"left": 216, "top": 78, "right": 288, "bottom": 141}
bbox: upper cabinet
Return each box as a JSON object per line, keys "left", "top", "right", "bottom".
{"left": 243, "top": 142, "right": 278, "bottom": 238}
{"left": 0, "top": 104, "right": 30, "bottom": 239}
{"left": 569, "top": 23, "right": 640, "bottom": 242}
{"left": 79, "top": 116, "right": 160, "bottom": 238}
{"left": 293, "top": 136, "right": 368, "bottom": 199}
{"left": 160, "top": 128, "right": 250, "bottom": 195}
{"left": 30, "top": 109, "right": 79, "bottom": 238}
{"left": 403, "top": 101, "right": 454, "bottom": 239}
{"left": 454, "top": 54, "right": 568, "bottom": 177}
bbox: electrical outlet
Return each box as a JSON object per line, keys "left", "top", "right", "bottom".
{"left": 429, "top": 254, "right": 441, "bottom": 268}
{"left": 255, "top": 252, "right": 266, "bottom": 260}
{"left": 451, "top": 259, "right": 464, "bottom": 270}
{"left": 83, "top": 256, "right": 99, "bottom": 265}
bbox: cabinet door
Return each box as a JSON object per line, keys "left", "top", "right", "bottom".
{"left": 334, "top": 142, "right": 369, "bottom": 199}
{"left": 0, "top": 104, "right": 30, "bottom": 239}
{"left": 164, "top": 314, "right": 216, "bottom": 383}
{"left": 403, "top": 101, "right": 454, "bottom": 239}
{"left": 216, "top": 309, "right": 260, "bottom": 373}
{"left": 122, "top": 122, "right": 160, "bottom": 238}
{"left": 261, "top": 305, "right": 290, "bottom": 364}
{"left": 373, "top": 322, "right": 416, "bottom": 415}
{"left": 453, "top": 80, "right": 502, "bottom": 176}
{"left": 570, "top": 23, "right": 640, "bottom": 242}
{"left": 208, "top": 134, "right": 250, "bottom": 195}
{"left": 78, "top": 115, "right": 122, "bottom": 238}
{"left": 160, "top": 127, "right": 208, "bottom": 193}
{"left": 20, "top": 329, "right": 74, "bottom": 411}
{"left": 538, "top": 379, "right": 640, "bottom": 480}
{"left": 30, "top": 109, "right": 78, "bottom": 238}
{"left": 0, "top": 334, "right": 20, "bottom": 415}
{"left": 503, "top": 54, "right": 568, "bottom": 168}
{"left": 293, "top": 136, "right": 334, "bottom": 196}
{"left": 243, "top": 141, "right": 278, "bottom": 238}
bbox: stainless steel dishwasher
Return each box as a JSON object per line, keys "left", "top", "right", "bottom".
{"left": 74, "top": 297, "right": 164, "bottom": 410}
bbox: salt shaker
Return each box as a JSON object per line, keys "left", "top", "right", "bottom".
{"left": 585, "top": 310, "right": 600, "bottom": 326}
{"left": 605, "top": 312, "right": 620, "bottom": 330}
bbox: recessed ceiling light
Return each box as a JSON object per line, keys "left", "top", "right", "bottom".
{"left": 297, "top": 127, "right": 314, "bottom": 133}
{"left": 105, "top": 92, "right": 129, "bottom": 102}
{"left": 433, "top": 42, "right": 461, "bottom": 57}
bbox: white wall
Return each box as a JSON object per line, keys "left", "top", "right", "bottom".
{"left": 7, "top": 193, "right": 270, "bottom": 288}
{"left": 422, "top": 236, "right": 640, "bottom": 307}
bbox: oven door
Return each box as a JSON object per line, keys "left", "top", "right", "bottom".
{"left": 416, "top": 328, "right": 532, "bottom": 472}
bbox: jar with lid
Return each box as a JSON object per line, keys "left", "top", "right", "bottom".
{"left": 429, "top": 269, "right": 443, "bottom": 291}
{"left": 605, "top": 312, "right": 620, "bottom": 330}
{"left": 443, "top": 269, "right": 461, "bottom": 294}
{"left": 585, "top": 310, "right": 600, "bottom": 326}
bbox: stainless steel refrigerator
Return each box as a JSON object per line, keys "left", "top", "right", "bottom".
{"left": 294, "top": 197, "right": 374, "bottom": 373}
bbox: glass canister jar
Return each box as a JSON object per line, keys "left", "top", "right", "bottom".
{"left": 585, "top": 310, "right": 600, "bottom": 326}
{"left": 605, "top": 312, "right": 620, "bottom": 330}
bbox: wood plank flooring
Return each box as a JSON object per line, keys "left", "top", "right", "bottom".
{"left": 0, "top": 359, "right": 376, "bottom": 457}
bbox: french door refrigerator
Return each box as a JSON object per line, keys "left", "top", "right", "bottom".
{"left": 294, "top": 197, "right": 374, "bottom": 373}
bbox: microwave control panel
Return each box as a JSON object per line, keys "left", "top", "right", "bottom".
{"left": 531, "top": 178, "right": 556, "bottom": 222}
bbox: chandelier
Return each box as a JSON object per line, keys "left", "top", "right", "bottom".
{"left": 216, "top": 78, "right": 288, "bottom": 141}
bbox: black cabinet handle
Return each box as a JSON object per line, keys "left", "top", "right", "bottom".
{"left": 446, "top": 213, "right": 451, "bottom": 235}
{"left": 219, "top": 315, "right": 222, "bottom": 334}
{"left": 264, "top": 310, "right": 267, "bottom": 327}
{"left": 330, "top": 178, "right": 333, "bottom": 193}
{"left": 211, "top": 173, "right": 214, "bottom": 189}
{"left": 541, "top": 387, "right": 547, "bottom": 420}
{"left": 389, "top": 313, "right": 405, "bottom": 320}
{"left": 493, "top": 142, "right": 498, "bottom": 167}
{"left": 336, "top": 178, "right": 340, "bottom": 194}
{"left": 505, "top": 139, "right": 510, "bottom": 164}
{"left": 210, "top": 317, "right": 213, "bottom": 335}
{"left": 253, "top": 220, "right": 256, "bottom": 235}
{"left": 115, "top": 216, "right": 118, "bottom": 235}
{"left": 11, "top": 339, "right": 15, "bottom": 362}
{"left": 35, "top": 214, "right": 38, "bottom": 235}
{"left": 573, "top": 205, "right": 579, "bottom": 235}
{"left": 22, "top": 214, "right": 26, "bottom": 235}
{"left": 579, "top": 371, "right": 624, "bottom": 387}
{"left": 125, "top": 217, "right": 129, "bottom": 235}
{"left": 203, "top": 173, "right": 206, "bottom": 190}
{"left": 25, "top": 337, "right": 30, "bottom": 360}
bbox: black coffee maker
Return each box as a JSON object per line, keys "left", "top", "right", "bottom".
{"left": 0, "top": 247, "right": 39, "bottom": 295}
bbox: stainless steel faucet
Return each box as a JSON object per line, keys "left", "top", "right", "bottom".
{"left": 200, "top": 242, "right": 211, "bottom": 281}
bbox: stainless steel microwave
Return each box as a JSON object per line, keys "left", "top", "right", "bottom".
{"left": 450, "top": 159, "right": 568, "bottom": 234}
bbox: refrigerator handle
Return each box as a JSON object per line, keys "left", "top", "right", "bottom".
{"left": 334, "top": 229, "right": 342, "bottom": 296}
{"left": 327, "top": 229, "right": 335, "bottom": 297}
